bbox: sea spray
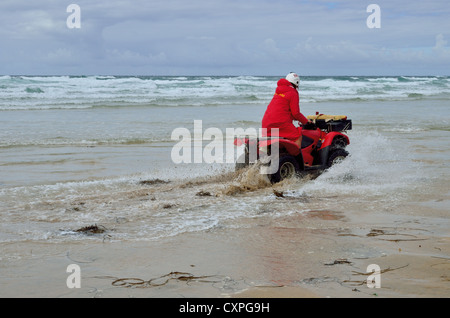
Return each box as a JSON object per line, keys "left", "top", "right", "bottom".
{"left": 299, "top": 131, "right": 423, "bottom": 205}
{"left": 223, "top": 162, "right": 272, "bottom": 196}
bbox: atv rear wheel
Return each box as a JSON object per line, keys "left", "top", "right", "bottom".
{"left": 327, "top": 148, "right": 349, "bottom": 167}
{"left": 270, "top": 155, "right": 300, "bottom": 183}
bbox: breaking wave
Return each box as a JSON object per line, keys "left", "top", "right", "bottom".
{"left": 0, "top": 75, "right": 449, "bottom": 110}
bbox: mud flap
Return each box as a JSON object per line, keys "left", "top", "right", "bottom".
{"left": 318, "top": 145, "right": 330, "bottom": 169}
{"left": 259, "top": 144, "right": 280, "bottom": 175}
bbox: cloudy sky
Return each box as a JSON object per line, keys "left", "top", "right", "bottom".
{"left": 0, "top": 0, "right": 449, "bottom": 76}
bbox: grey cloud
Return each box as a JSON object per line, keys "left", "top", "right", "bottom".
{"left": 0, "top": 0, "right": 449, "bottom": 75}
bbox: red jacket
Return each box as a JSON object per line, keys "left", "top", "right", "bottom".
{"left": 262, "top": 79, "right": 308, "bottom": 128}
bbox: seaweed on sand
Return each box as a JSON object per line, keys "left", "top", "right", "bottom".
{"left": 195, "top": 190, "right": 212, "bottom": 197}
{"left": 139, "top": 179, "right": 170, "bottom": 185}
{"left": 75, "top": 224, "right": 107, "bottom": 235}
{"left": 109, "top": 271, "right": 223, "bottom": 288}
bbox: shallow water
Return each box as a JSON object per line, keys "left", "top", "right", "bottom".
{"left": 1, "top": 76, "right": 449, "bottom": 244}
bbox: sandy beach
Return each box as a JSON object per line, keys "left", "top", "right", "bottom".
{"left": 1, "top": 171, "right": 448, "bottom": 299}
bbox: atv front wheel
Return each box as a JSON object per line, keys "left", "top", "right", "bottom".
{"left": 327, "top": 148, "right": 349, "bottom": 167}
{"left": 270, "top": 155, "right": 300, "bottom": 183}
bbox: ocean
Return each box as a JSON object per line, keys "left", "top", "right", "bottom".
{"left": 0, "top": 75, "right": 449, "bottom": 297}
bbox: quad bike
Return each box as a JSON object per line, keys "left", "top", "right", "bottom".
{"left": 234, "top": 114, "right": 352, "bottom": 183}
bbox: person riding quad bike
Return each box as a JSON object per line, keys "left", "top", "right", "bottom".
{"left": 234, "top": 73, "right": 352, "bottom": 183}
{"left": 261, "top": 72, "right": 310, "bottom": 149}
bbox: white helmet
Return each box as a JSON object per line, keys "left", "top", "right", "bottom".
{"left": 286, "top": 72, "right": 300, "bottom": 88}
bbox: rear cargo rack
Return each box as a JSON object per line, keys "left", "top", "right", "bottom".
{"left": 315, "top": 119, "right": 352, "bottom": 132}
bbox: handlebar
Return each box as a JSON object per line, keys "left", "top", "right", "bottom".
{"left": 301, "top": 122, "right": 317, "bottom": 130}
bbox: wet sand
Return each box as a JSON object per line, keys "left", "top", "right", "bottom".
{"left": 1, "top": 193, "right": 448, "bottom": 298}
